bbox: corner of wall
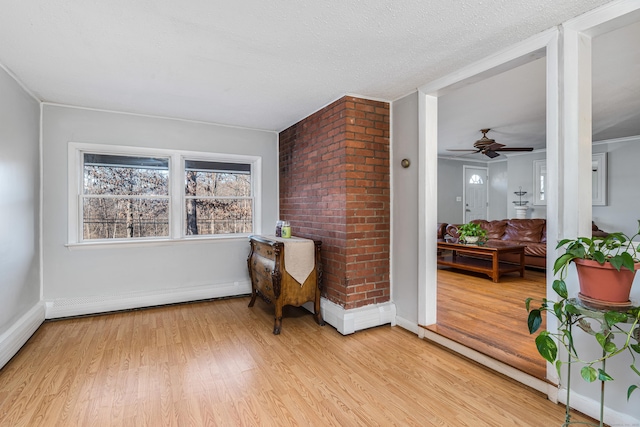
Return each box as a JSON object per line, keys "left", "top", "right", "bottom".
{"left": 305, "top": 298, "right": 396, "bottom": 335}
{"left": 0, "top": 302, "right": 46, "bottom": 370}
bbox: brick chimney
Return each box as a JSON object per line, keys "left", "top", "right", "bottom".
{"left": 279, "top": 96, "right": 390, "bottom": 310}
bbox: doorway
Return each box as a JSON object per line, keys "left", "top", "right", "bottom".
{"left": 417, "top": 33, "right": 557, "bottom": 385}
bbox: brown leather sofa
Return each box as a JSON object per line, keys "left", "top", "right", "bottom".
{"left": 437, "top": 223, "right": 448, "bottom": 242}
{"left": 438, "top": 219, "right": 609, "bottom": 270}
{"left": 592, "top": 221, "right": 609, "bottom": 237}
{"left": 443, "top": 219, "right": 547, "bottom": 269}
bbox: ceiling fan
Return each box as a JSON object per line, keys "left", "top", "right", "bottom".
{"left": 447, "top": 129, "right": 534, "bottom": 158}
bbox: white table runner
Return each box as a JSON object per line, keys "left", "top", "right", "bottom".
{"left": 269, "top": 235, "right": 315, "bottom": 286}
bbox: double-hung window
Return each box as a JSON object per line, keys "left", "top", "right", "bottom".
{"left": 184, "top": 160, "right": 252, "bottom": 236}
{"left": 82, "top": 154, "right": 170, "bottom": 240}
{"left": 69, "top": 143, "right": 260, "bottom": 244}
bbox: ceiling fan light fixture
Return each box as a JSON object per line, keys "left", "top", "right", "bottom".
{"left": 445, "top": 128, "right": 534, "bottom": 158}
{"left": 476, "top": 128, "right": 495, "bottom": 145}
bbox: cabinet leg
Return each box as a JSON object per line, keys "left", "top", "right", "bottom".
{"left": 314, "top": 294, "right": 325, "bottom": 326}
{"left": 248, "top": 288, "right": 257, "bottom": 307}
{"left": 273, "top": 317, "right": 282, "bottom": 335}
{"left": 273, "top": 303, "right": 283, "bottom": 335}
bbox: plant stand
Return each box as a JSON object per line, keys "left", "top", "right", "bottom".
{"left": 563, "top": 298, "right": 637, "bottom": 426}
{"left": 513, "top": 186, "right": 529, "bottom": 219}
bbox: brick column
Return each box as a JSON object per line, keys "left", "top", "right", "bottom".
{"left": 279, "top": 96, "right": 389, "bottom": 309}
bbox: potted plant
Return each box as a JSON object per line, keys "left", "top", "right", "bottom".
{"left": 526, "top": 221, "right": 640, "bottom": 412}
{"left": 553, "top": 221, "right": 640, "bottom": 304}
{"left": 526, "top": 281, "right": 640, "bottom": 404}
{"left": 457, "top": 222, "right": 487, "bottom": 245}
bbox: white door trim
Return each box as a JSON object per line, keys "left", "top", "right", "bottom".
{"left": 416, "top": 27, "right": 558, "bottom": 386}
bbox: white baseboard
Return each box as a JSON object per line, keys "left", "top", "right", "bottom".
{"left": 394, "top": 315, "right": 421, "bottom": 335}
{"left": 0, "top": 302, "right": 46, "bottom": 369}
{"left": 420, "top": 327, "right": 550, "bottom": 394}
{"left": 399, "top": 323, "right": 639, "bottom": 425}
{"left": 556, "top": 386, "right": 640, "bottom": 426}
{"left": 45, "top": 281, "right": 252, "bottom": 319}
{"left": 47, "top": 286, "right": 396, "bottom": 336}
{"left": 303, "top": 298, "right": 396, "bottom": 335}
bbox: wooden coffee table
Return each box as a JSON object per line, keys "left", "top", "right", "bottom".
{"left": 437, "top": 241, "right": 525, "bottom": 283}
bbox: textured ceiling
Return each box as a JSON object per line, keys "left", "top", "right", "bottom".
{"left": 0, "top": 0, "right": 619, "bottom": 132}
{"left": 438, "top": 58, "right": 548, "bottom": 158}
{"left": 437, "top": 17, "right": 640, "bottom": 159}
{"left": 592, "top": 18, "right": 640, "bottom": 142}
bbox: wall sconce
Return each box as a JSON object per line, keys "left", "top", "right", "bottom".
{"left": 401, "top": 159, "right": 410, "bottom": 168}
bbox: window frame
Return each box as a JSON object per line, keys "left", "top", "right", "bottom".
{"left": 182, "top": 157, "right": 255, "bottom": 238}
{"left": 68, "top": 142, "right": 262, "bottom": 246}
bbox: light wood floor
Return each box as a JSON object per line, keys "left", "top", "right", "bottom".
{"left": 0, "top": 296, "right": 594, "bottom": 426}
{"left": 431, "top": 266, "right": 547, "bottom": 380}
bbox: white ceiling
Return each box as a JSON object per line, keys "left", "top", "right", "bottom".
{"left": 0, "top": 0, "right": 623, "bottom": 135}
{"left": 438, "top": 57, "right": 548, "bottom": 158}
{"left": 438, "top": 17, "right": 640, "bottom": 160}
{"left": 592, "top": 19, "right": 640, "bottom": 142}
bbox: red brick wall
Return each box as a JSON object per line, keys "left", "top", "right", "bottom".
{"left": 279, "top": 96, "right": 390, "bottom": 309}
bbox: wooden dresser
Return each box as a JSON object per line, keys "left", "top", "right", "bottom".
{"left": 247, "top": 235, "right": 324, "bottom": 334}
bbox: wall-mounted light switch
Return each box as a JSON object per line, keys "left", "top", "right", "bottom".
{"left": 456, "top": 196, "right": 462, "bottom": 202}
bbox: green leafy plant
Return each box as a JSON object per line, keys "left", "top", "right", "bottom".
{"left": 457, "top": 222, "right": 487, "bottom": 244}
{"left": 526, "top": 283, "right": 640, "bottom": 400}
{"left": 526, "top": 221, "right": 640, "bottom": 401}
{"left": 553, "top": 221, "right": 640, "bottom": 280}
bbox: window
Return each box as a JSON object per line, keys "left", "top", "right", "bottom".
{"left": 184, "top": 160, "right": 252, "bottom": 236}
{"left": 69, "top": 143, "right": 260, "bottom": 244}
{"left": 82, "top": 154, "right": 170, "bottom": 240}
{"left": 468, "top": 174, "right": 484, "bottom": 185}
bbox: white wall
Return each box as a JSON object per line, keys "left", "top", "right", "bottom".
{"left": 391, "top": 92, "right": 420, "bottom": 326}
{"left": 0, "top": 66, "right": 43, "bottom": 369}
{"left": 0, "top": 67, "right": 41, "bottom": 335}
{"left": 497, "top": 138, "right": 640, "bottom": 230}
{"left": 488, "top": 160, "right": 508, "bottom": 219}
{"left": 437, "top": 158, "right": 487, "bottom": 223}
{"left": 41, "top": 105, "right": 278, "bottom": 316}
{"left": 437, "top": 158, "right": 464, "bottom": 224}
{"left": 438, "top": 152, "right": 549, "bottom": 222}
{"left": 592, "top": 137, "right": 640, "bottom": 237}
{"left": 506, "top": 151, "right": 547, "bottom": 219}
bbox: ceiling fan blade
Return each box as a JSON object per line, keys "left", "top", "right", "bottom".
{"left": 453, "top": 151, "right": 481, "bottom": 158}
{"left": 451, "top": 128, "right": 535, "bottom": 158}
{"left": 485, "top": 142, "right": 505, "bottom": 151}
{"left": 495, "top": 147, "right": 534, "bottom": 152}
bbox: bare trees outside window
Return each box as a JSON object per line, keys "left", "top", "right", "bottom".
{"left": 184, "top": 160, "right": 252, "bottom": 235}
{"left": 78, "top": 152, "right": 254, "bottom": 242}
{"left": 83, "top": 154, "right": 170, "bottom": 240}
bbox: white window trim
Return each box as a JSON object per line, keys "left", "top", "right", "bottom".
{"left": 67, "top": 142, "right": 262, "bottom": 246}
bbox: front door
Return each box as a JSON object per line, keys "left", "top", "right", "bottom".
{"left": 464, "top": 166, "right": 488, "bottom": 222}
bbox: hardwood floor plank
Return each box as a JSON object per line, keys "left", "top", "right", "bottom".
{"left": 432, "top": 266, "right": 547, "bottom": 379}
{"left": 0, "top": 296, "right": 594, "bottom": 426}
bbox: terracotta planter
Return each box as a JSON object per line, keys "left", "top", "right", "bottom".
{"left": 574, "top": 258, "right": 639, "bottom": 304}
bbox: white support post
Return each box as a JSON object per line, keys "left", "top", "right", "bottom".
{"left": 417, "top": 91, "right": 438, "bottom": 327}
{"left": 559, "top": 26, "right": 593, "bottom": 239}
